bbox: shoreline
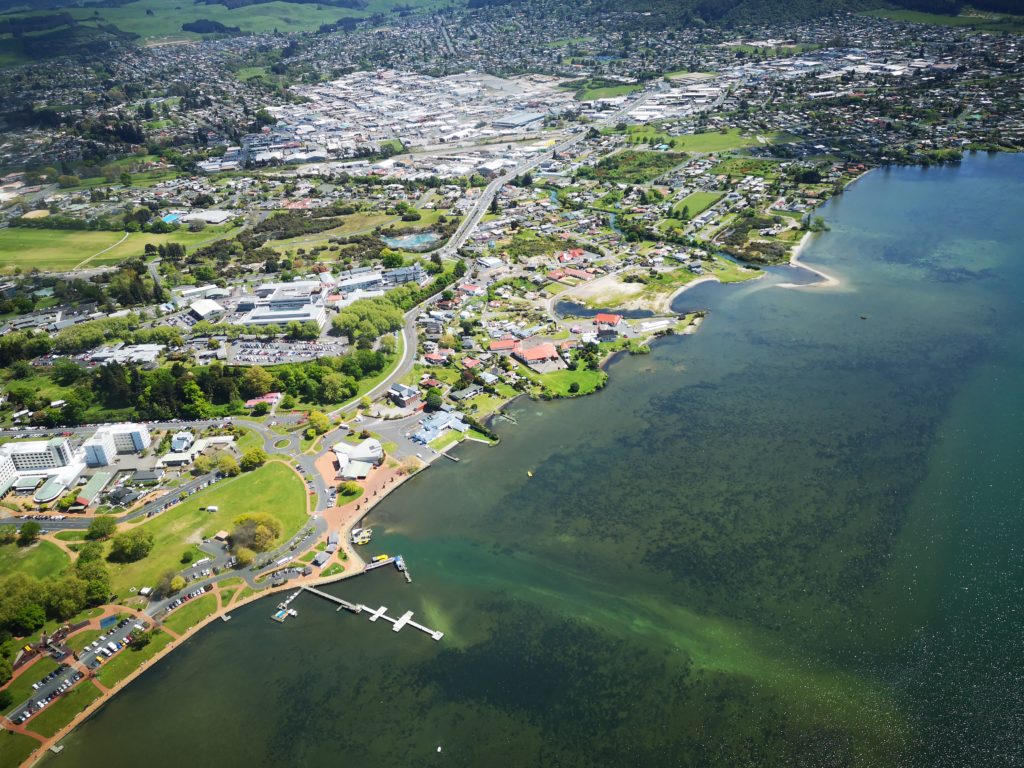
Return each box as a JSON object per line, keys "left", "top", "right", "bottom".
{"left": 777, "top": 231, "right": 842, "bottom": 289}
{"left": 14, "top": 457, "right": 420, "bottom": 768}
{"left": 7, "top": 171, "right": 866, "bottom": 766}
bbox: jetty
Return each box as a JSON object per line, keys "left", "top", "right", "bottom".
{"left": 298, "top": 586, "right": 443, "bottom": 641}
{"left": 301, "top": 585, "right": 362, "bottom": 613}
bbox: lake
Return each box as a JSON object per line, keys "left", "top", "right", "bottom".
{"left": 45, "top": 153, "right": 1024, "bottom": 768}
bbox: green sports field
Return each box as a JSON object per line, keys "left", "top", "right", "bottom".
{"left": 0, "top": 226, "right": 239, "bottom": 273}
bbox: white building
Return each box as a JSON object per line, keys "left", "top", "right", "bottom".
{"left": 0, "top": 454, "right": 16, "bottom": 497}
{"left": 0, "top": 437, "right": 74, "bottom": 472}
{"left": 83, "top": 423, "right": 152, "bottom": 467}
{"left": 171, "top": 431, "right": 195, "bottom": 452}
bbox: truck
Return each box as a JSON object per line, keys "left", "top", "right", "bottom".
{"left": 106, "top": 642, "right": 119, "bottom": 654}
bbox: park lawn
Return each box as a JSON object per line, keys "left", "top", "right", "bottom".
{"left": 66, "top": 628, "right": 103, "bottom": 654}
{"left": 709, "top": 257, "right": 762, "bottom": 283}
{"left": 95, "top": 631, "right": 173, "bottom": 687}
{"left": 0, "top": 541, "right": 70, "bottom": 581}
{"left": 2, "top": 657, "right": 59, "bottom": 707}
{"left": 428, "top": 430, "right": 461, "bottom": 452}
{"left": 320, "top": 563, "right": 344, "bottom": 578}
{"left": 95, "top": 226, "right": 240, "bottom": 265}
{"left": 237, "top": 586, "right": 258, "bottom": 602}
{"left": 389, "top": 208, "right": 456, "bottom": 230}
{"left": 162, "top": 594, "right": 217, "bottom": 635}
{"left": 54, "top": 531, "right": 87, "bottom": 542}
{"left": 536, "top": 368, "right": 607, "bottom": 397}
{"left": 0, "top": 731, "right": 37, "bottom": 768}
{"left": 105, "top": 462, "right": 308, "bottom": 595}
{"left": 235, "top": 428, "right": 263, "bottom": 453}
{"left": 338, "top": 486, "right": 363, "bottom": 504}
{"left": 463, "top": 392, "right": 509, "bottom": 419}
{"left": 28, "top": 681, "right": 103, "bottom": 738}
{"left": 673, "top": 190, "right": 725, "bottom": 219}
{"left": 467, "top": 428, "right": 498, "bottom": 445}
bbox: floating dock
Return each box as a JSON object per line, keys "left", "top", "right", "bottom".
{"left": 360, "top": 604, "right": 444, "bottom": 641}
{"left": 299, "top": 586, "right": 443, "bottom": 641}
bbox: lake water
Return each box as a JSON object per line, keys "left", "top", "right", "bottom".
{"left": 383, "top": 232, "right": 440, "bottom": 249}
{"left": 45, "top": 154, "right": 1024, "bottom": 767}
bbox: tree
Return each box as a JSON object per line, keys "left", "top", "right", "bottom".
{"left": 239, "top": 365, "right": 274, "bottom": 398}
{"left": 231, "top": 514, "right": 281, "bottom": 552}
{"left": 17, "top": 521, "right": 40, "bottom": 546}
{"left": 234, "top": 546, "right": 255, "bottom": 566}
{"left": 128, "top": 631, "right": 153, "bottom": 651}
{"left": 425, "top": 388, "right": 443, "bottom": 412}
{"left": 338, "top": 481, "right": 361, "bottom": 497}
{"left": 86, "top": 516, "right": 117, "bottom": 541}
{"left": 306, "top": 410, "right": 330, "bottom": 435}
{"left": 251, "top": 402, "right": 270, "bottom": 417}
{"left": 322, "top": 372, "right": 357, "bottom": 403}
{"left": 108, "top": 529, "right": 154, "bottom": 563}
{"left": 218, "top": 453, "right": 241, "bottom": 476}
{"left": 239, "top": 447, "right": 267, "bottom": 472}
{"left": 192, "top": 454, "right": 214, "bottom": 475}
{"left": 169, "top": 575, "right": 186, "bottom": 593}
{"left": 0, "top": 525, "right": 16, "bottom": 544}
{"left": 569, "top": 381, "right": 581, "bottom": 394}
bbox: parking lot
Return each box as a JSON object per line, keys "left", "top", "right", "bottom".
{"left": 6, "top": 616, "right": 147, "bottom": 726}
{"left": 227, "top": 339, "right": 348, "bottom": 365}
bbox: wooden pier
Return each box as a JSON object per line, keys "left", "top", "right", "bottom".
{"left": 301, "top": 585, "right": 362, "bottom": 613}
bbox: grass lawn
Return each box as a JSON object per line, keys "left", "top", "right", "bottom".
{"left": 54, "top": 531, "right": 88, "bottom": 542}
{"left": 28, "top": 681, "right": 103, "bottom": 738}
{"left": 536, "top": 368, "right": 607, "bottom": 397}
{"left": 320, "top": 563, "right": 344, "bottom": 578}
{"left": 95, "top": 630, "right": 173, "bottom": 687}
{"left": 2, "top": 657, "right": 59, "bottom": 707}
{"left": 237, "top": 586, "right": 257, "bottom": 602}
{"left": 709, "top": 257, "right": 762, "bottom": 283}
{"left": 577, "top": 83, "right": 641, "bottom": 101}
{"left": 863, "top": 8, "right": 1024, "bottom": 33}
{"left": 0, "top": 541, "right": 70, "bottom": 581}
{"left": 673, "top": 190, "right": 725, "bottom": 218}
{"left": 428, "top": 430, "right": 461, "bottom": 452}
{"left": 0, "top": 731, "right": 37, "bottom": 768}
{"left": 66, "top": 628, "right": 103, "bottom": 654}
{"left": 338, "top": 486, "right": 364, "bottom": 504}
{"left": 0, "top": 226, "right": 239, "bottom": 272}
{"left": 235, "top": 428, "right": 263, "bottom": 453}
{"left": 162, "top": 594, "right": 217, "bottom": 635}
{"left": 671, "top": 129, "right": 761, "bottom": 153}
{"left": 105, "top": 462, "right": 307, "bottom": 595}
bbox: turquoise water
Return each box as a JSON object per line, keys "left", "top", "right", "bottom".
{"left": 44, "top": 154, "right": 1024, "bottom": 767}
{"left": 382, "top": 231, "right": 440, "bottom": 249}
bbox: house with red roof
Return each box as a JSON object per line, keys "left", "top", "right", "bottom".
{"left": 594, "top": 313, "right": 623, "bottom": 326}
{"left": 513, "top": 342, "right": 563, "bottom": 371}
{"left": 489, "top": 338, "right": 518, "bottom": 353}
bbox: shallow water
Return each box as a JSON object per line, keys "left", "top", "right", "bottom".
{"left": 46, "top": 154, "right": 1024, "bottom": 768}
